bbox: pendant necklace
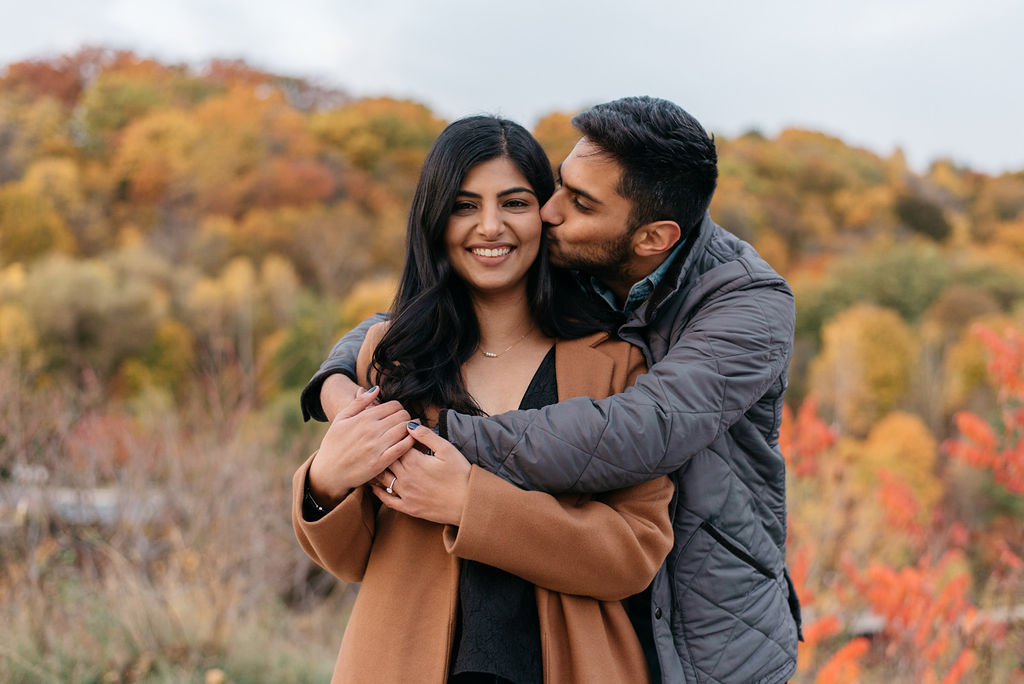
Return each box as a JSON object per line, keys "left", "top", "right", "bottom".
{"left": 480, "top": 328, "right": 532, "bottom": 358}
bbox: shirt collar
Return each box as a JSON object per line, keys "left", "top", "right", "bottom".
{"left": 586, "top": 235, "right": 689, "bottom": 314}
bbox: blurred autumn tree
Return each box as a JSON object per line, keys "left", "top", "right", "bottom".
{"left": 1, "top": 48, "right": 1023, "bottom": 683}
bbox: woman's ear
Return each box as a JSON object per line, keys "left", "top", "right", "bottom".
{"left": 632, "top": 220, "right": 682, "bottom": 258}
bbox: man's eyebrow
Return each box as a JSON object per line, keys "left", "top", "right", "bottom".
{"left": 555, "top": 162, "right": 603, "bottom": 205}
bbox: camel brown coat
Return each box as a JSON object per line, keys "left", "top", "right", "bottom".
{"left": 292, "top": 330, "right": 674, "bottom": 683}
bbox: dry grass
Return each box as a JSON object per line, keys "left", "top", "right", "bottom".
{"left": 0, "top": 365, "right": 353, "bottom": 683}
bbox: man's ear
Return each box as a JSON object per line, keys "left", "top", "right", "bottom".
{"left": 632, "top": 220, "right": 682, "bottom": 257}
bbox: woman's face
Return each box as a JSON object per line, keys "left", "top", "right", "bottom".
{"left": 445, "top": 157, "right": 543, "bottom": 298}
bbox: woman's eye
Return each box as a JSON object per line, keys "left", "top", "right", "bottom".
{"left": 504, "top": 198, "right": 530, "bottom": 208}
{"left": 452, "top": 202, "right": 476, "bottom": 213}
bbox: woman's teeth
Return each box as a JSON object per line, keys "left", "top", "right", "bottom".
{"left": 471, "top": 247, "right": 512, "bottom": 257}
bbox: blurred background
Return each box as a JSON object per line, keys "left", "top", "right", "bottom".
{"left": 1, "top": 2, "right": 1022, "bottom": 682}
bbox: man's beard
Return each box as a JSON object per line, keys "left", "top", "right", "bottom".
{"left": 548, "top": 229, "right": 634, "bottom": 284}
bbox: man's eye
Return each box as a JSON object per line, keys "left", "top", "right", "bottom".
{"left": 572, "top": 197, "right": 591, "bottom": 212}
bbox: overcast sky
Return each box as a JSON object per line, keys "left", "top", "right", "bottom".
{"left": 3, "top": 0, "right": 1022, "bottom": 174}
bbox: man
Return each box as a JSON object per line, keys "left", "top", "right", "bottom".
{"left": 301, "top": 96, "right": 801, "bottom": 683}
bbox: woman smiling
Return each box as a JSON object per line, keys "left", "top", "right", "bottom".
{"left": 292, "top": 116, "right": 673, "bottom": 683}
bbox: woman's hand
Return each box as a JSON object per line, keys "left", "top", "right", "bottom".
{"left": 308, "top": 386, "right": 413, "bottom": 506}
{"left": 372, "top": 423, "right": 471, "bottom": 526}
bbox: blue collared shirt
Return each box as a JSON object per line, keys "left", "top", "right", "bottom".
{"left": 587, "top": 236, "right": 689, "bottom": 314}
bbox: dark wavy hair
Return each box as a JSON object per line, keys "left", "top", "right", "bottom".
{"left": 369, "top": 115, "right": 621, "bottom": 418}
{"left": 572, "top": 96, "right": 718, "bottom": 240}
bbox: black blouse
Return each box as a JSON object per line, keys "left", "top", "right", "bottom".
{"left": 449, "top": 346, "right": 557, "bottom": 684}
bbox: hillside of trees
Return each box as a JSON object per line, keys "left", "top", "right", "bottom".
{"left": 1, "top": 48, "right": 1022, "bottom": 682}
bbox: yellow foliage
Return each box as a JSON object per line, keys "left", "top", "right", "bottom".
{"left": 310, "top": 97, "right": 445, "bottom": 173}
{"left": 0, "top": 302, "right": 39, "bottom": 357}
{"left": 991, "top": 218, "right": 1024, "bottom": 257}
{"left": 221, "top": 256, "right": 257, "bottom": 307}
{"left": 341, "top": 277, "right": 398, "bottom": 326}
{"left": 118, "top": 317, "right": 197, "bottom": 395}
{"left": 260, "top": 253, "right": 300, "bottom": 325}
{"left": 0, "top": 261, "right": 27, "bottom": 294}
{"left": 942, "top": 313, "right": 1018, "bottom": 413}
{"left": 22, "top": 157, "right": 83, "bottom": 212}
{"left": 809, "top": 304, "right": 916, "bottom": 436}
{"left": 0, "top": 182, "right": 75, "bottom": 263}
{"left": 753, "top": 229, "right": 790, "bottom": 275}
{"left": 111, "top": 109, "right": 200, "bottom": 204}
{"left": 532, "top": 111, "right": 580, "bottom": 169}
{"left": 927, "top": 159, "right": 972, "bottom": 202}
{"left": 861, "top": 411, "right": 942, "bottom": 513}
{"left": 833, "top": 186, "right": 894, "bottom": 230}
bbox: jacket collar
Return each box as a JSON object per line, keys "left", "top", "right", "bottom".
{"left": 629, "top": 211, "right": 715, "bottom": 325}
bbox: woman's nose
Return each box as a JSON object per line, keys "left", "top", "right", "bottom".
{"left": 478, "top": 204, "right": 503, "bottom": 237}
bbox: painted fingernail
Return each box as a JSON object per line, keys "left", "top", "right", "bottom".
{"left": 407, "top": 421, "right": 420, "bottom": 430}
{"left": 368, "top": 385, "right": 379, "bottom": 393}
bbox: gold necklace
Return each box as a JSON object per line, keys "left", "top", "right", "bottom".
{"left": 480, "top": 328, "right": 531, "bottom": 358}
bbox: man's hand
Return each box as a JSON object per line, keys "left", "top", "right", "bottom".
{"left": 321, "top": 373, "right": 362, "bottom": 423}
{"left": 309, "top": 386, "right": 413, "bottom": 506}
{"left": 372, "top": 423, "right": 472, "bottom": 527}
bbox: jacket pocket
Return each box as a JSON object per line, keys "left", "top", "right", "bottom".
{"left": 699, "top": 520, "right": 774, "bottom": 579}
{"left": 672, "top": 521, "right": 796, "bottom": 682}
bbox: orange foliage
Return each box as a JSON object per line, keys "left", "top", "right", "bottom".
{"left": 877, "top": 468, "right": 926, "bottom": 543}
{"left": 843, "top": 551, "right": 980, "bottom": 680}
{"left": 1, "top": 59, "right": 83, "bottom": 107}
{"left": 974, "top": 324, "right": 1024, "bottom": 400}
{"left": 940, "top": 649, "right": 977, "bottom": 684}
{"left": 803, "top": 614, "right": 842, "bottom": 646}
{"left": 780, "top": 395, "right": 836, "bottom": 477}
{"left": 814, "top": 637, "right": 869, "bottom": 684}
{"left": 945, "top": 324, "right": 1024, "bottom": 494}
{"left": 788, "top": 544, "right": 814, "bottom": 605}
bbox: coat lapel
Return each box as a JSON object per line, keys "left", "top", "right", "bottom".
{"left": 555, "top": 332, "right": 616, "bottom": 402}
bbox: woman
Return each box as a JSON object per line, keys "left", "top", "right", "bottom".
{"left": 292, "top": 116, "right": 673, "bottom": 683}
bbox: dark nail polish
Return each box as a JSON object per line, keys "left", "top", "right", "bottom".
{"left": 407, "top": 421, "right": 420, "bottom": 430}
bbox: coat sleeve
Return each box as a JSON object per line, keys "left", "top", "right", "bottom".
{"left": 291, "top": 454, "right": 379, "bottom": 583}
{"left": 300, "top": 312, "right": 388, "bottom": 422}
{"left": 442, "top": 466, "right": 674, "bottom": 601}
{"left": 444, "top": 274, "right": 795, "bottom": 493}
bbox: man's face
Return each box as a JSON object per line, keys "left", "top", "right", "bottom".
{"left": 540, "top": 138, "right": 636, "bottom": 282}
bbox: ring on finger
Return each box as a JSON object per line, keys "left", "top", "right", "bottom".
{"left": 385, "top": 476, "right": 397, "bottom": 495}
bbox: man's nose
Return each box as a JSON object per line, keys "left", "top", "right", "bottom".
{"left": 540, "top": 193, "right": 562, "bottom": 225}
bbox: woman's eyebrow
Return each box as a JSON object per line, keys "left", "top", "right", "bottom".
{"left": 498, "top": 187, "right": 536, "bottom": 197}
{"left": 455, "top": 187, "right": 536, "bottom": 198}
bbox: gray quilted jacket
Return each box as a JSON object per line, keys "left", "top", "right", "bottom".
{"left": 301, "top": 213, "right": 801, "bottom": 683}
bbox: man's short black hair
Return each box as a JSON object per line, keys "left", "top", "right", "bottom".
{"left": 571, "top": 96, "right": 718, "bottom": 240}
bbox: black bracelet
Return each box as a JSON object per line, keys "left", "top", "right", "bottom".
{"left": 302, "top": 475, "right": 329, "bottom": 521}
